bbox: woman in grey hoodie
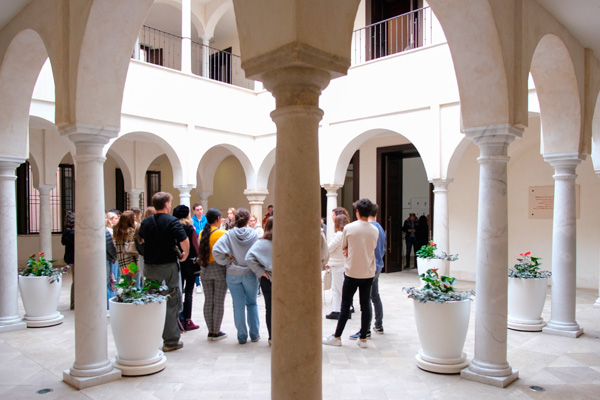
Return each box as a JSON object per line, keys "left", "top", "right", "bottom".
{"left": 212, "top": 208, "right": 259, "bottom": 344}
{"left": 245, "top": 216, "right": 273, "bottom": 344}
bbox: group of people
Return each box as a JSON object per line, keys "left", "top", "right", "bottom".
{"left": 323, "top": 198, "right": 386, "bottom": 348}
{"left": 127, "top": 192, "right": 276, "bottom": 352}
{"left": 64, "top": 193, "right": 389, "bottom": 352}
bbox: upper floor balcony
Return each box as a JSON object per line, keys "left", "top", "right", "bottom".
{"left": 131, "top": 6, "right": 444, "bottom": 90}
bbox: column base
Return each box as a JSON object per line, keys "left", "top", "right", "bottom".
{"left": 593, "top": 298, "right": 600, "bottom": 309}
{"left": 63, "top": 367, "right": 121, "bottom": 390}
{"left": 461, "top": 367, "right": 519, "bottom": 388}
{"left": 24, "top": 313, "right": 64, "bottom": 328}
{"left": 0, "top": 318, "right": 27, "bottom": 333}
{"left": 542, "top": 324, "right": 583, "bottom": 338}
{"left": 416, "top": 351, "right": 469, "bottom": 374}
{"left": 507, "top": 317, "right": 545, "bottom": 332}
{"left": 113, "top": 352, "right": 167, "bottom": 376}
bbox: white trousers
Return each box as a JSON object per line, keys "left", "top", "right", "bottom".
{"left": 330, "top": 264, "right": 346, "bottom": 312}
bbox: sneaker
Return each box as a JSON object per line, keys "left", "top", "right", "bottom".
{"left": 349, "top": 331, "right": 371, "bottom": 340}
{"left": 212, "top": 331, "right": 228, "bottom": 341}
{"left": 322, "top": 334, "right": 342, "bottom": 346}
{"left": 357, "top": 338, "right": 368, "bottom": 349}
{"left": 373, "top": 326, "right": 384, "bottom": 334}
{"left": 326, "top": 312, "right": 340, "bottom": 320}
{"left": 185, "top": 320, "right": 199, "bottom": 331}
{"left": 207, "top": 333, "right": 215, "bottom": 340}
{"left": 196, "top": 286, "right": 203, "bottom": 294}
{"left": 162, "top": 341, "right": 184, "bottom": 352}
{"left": 251, "top": 336, "right": 261, "bottom": 343}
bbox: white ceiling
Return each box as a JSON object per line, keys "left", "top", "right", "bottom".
{"left": 0, "top": 1, "right": 599, "bottom": 63}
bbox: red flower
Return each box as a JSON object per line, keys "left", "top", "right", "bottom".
{"left": 122, "top": 268, "right": 130, "bottom": 275}
{"left": 430, "top": 242, "right": 436, "bottom": 247}
{"left": 520, "top": 251, "right": 531, "bottom": 257}
{"left": 39, "top": 252, "right": 45, "bottom": 256}
{"left": 432, "top": 268, "right": 439, "bottom": 272}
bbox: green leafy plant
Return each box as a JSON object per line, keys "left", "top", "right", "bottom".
{"left": 114, "top": 262, "right": 168, "bottom": 305}
{"left": 20, "top": 253, "right": 69, "bottom": 284}
{"left": 416, "top": 240, "right": 459, "bottom": 261}
{"left": 508, "top": 252, "right": 551, "bottom": 279}
{"left": 404, "top": 268, "right": 475, "bottom": 303}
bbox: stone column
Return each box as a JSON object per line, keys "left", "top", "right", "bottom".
{"left": 128, "top": 188, "right": 144, "bottom": 210}
{"left": 61, "top": 128, "right": 121, "bottom": 389}
{"left": 175, "top": 185, "right": 193, "bottom": 208}
{"left": 181, "top": 0, "right": 192, "bottom": 74}
{"left": 261, "top": 66, "right": 332, "bottom": 400}
{"left": 201, "top": 36, "right": 212, "bottom": 78}
{"left": 37, "top": 184, "right": 55, "bottom": 259}
{"left": 430, "top": 179, "right": 452, "bottom": 276}
{"left": 244, "top": 189, "right": 269, "bottom": 220}
{"left": 542, "top": 153, "right": 584, "bottom": 337}
{"left": 0, "top": 156, "right": 27, "bottom": 333}
{"left": 323, "top": 184, "right": 342, "bottom": 239}
{"left": 198, "top": 192, "right": 211, "bottom": 211}
{"left": 461, "top": 125, "right": 520, "bottom": 388}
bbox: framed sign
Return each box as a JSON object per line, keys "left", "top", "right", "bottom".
{"left": 528, "top": 185, "right": 580, "bottom": 219}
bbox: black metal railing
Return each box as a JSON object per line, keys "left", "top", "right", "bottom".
{"left": 351, "top": 7, "right": 434, "bottom": 65}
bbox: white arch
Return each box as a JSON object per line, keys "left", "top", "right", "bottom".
{"left": 196, "top": 143, "right": 255, "bottom": 194}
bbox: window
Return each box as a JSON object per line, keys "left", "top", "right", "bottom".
{"left": 16, "top": 162, "right": 75, "bottom": 234}
{"left": 146, "top": 171, "right": 161, "bottom": 206}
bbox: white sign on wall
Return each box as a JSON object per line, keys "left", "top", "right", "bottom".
{"left": 528, "top": 185, "right": 580, "bottom": 219}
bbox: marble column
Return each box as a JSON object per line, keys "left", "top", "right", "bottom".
{"left": 461, "top": 125, "right": 520, "bottom": 388}
{"left": 542, "top": 153, "right": 584, "bottom": 337}
{"left": 175, "top": 185, "right": 193, "bottom": 208}
{"left": 430, "top": 179, "right": 452, "bottom": 276}
{"left": 128, "top": 188, "right": 143, "bottom": 210}
{"left": 0, "top": 156, "right": 27, "bottom": 333}
{"left": 37, "top": 184, "right": 55, "bottom": 259}
{"left": 323, "top": 184, "right": 342, "bottom": 240}
{"left": 262, "top": 66, "right": 332, "bottom": 400}
{"left": 201, "top": 36, "right": 212, "bottom": 78}
{"left": 244, "top": 189, "right": 269, "bottom": 221}
{"left": 198, "top": 192, "right": 211, "bottom": 211}
{"left": 61, "top": 128, "right": 121, "bottom": 389}
{"left": 181, "top": 0, "right": 192, "bottom": 74}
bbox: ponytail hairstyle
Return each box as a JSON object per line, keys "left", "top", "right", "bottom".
{"left": 199, "top": 208, "right": 222, "bottom": 267}
{"left": 235, "top": 208, "right": 250, "bottom": 228}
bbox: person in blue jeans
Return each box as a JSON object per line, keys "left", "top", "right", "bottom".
{"left": 212, "top": 208, "right": 259, "bottom": 344}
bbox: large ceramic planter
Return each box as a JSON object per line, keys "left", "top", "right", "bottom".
{"left": 416, "top": 258, "right": 444, "bottom": 287}
{"left": 18, "top": 275, "right": 64, "bottom": 328}
{"left": 507, "top": 276, "right": 548, "bottom": 331}
{"left": 413, "top": 299, "right": 471, "bottom": 374}
{"left": 109, "top": 298, "right": 167, "bottom": 376}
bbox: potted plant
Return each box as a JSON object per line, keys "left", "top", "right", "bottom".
{"left": 404, "top": 269, "right": 475, "bottom": 374}
{"left": 416, "top": 241, "right": 458, "bottom": 287}
{"left": 507, "top": 252, "right": 551, "bottom": 332}
{"left": 109, "top": 262, "right": 169, "bottom": 376}
{"left": 18, "top": 253, "right": 69, "bottom": 328}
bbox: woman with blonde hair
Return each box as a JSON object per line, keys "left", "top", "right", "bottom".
{"left": 325, "top": 213, "right": 349, "bottom": 320}
{"left": 113, "top": 210, "right": 138, "bottom": 272}
{"left": 224, "top": 207, "right": 236, "bottom": 230}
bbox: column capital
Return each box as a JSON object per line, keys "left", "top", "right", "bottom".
{"left": 243, "top": 189, "right": 269, "bottom": 204}
{"left": 37, "top": 184, "right": 56, "bottom": 193}
{"left": 0, "top": 156, "right": 26, "bottom": 175}
{"left": 174, "top": 184, "right": 195, "bottom": 193}
{"left": 543, "top": 152, "right": 585, "bottom": 168}
{"left": 430, "top": 178, "right": 453, "bottom": 192}
{"left": 322, "top": 184, "right": 342, "bottom": 195}
{"left": 464, "top": 124, "right": 523, "bottom": 157}
{"left": 59, "top": 123, "right": 119, "bottom": 146}
{"left": 262, "top": 65, "right": 331, "bottom": 109}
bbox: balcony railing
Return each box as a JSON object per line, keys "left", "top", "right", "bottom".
{"left": 351, "top": 7, "right": 435, "bottom": 66}
{"left": 131, "top": 25, "right": 254, "bottom": 90}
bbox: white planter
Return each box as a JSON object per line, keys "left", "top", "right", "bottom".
{"left": 18, "top": 275, "right": 64, "bottom": 328}
{"left": 507, "top": 276, "right": 548, "bottom": 332}
{"left": 413, "top": 299, "right": 471, "bottom": 374}
{"left": 416, "top": 258, "right": 444, "bottom": 287}
{"left": 109, "top": 298, "right": 167, "bottom": 376}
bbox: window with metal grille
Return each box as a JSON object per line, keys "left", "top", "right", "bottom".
{"left": 16, "top": 162, "right": 75, "bottom": 234}
{"left": 146, "top": 171, "right": 161, "bottom": 206}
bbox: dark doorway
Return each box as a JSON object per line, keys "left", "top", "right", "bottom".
{"left": 377, "top": 144, "right": 429, "bottom": 273}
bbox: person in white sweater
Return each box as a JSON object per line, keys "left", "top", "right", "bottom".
{"left": 325, "top": 213, "right": 349, "bottom": 320}
{"left": 323, "top": 198, "right": 379, "bottom": 349}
